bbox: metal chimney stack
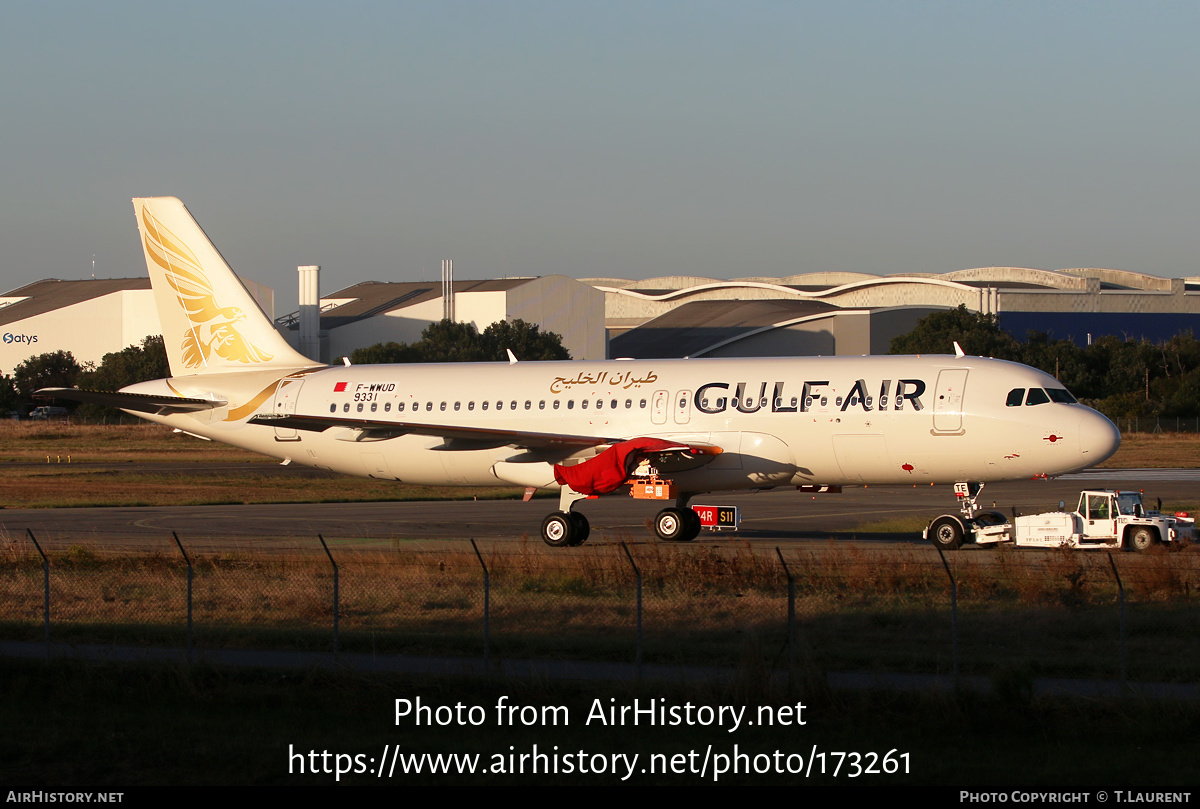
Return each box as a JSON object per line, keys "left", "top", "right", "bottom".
{"left": 298, "top": 265, "right": 321, "bottom": 361}
{"left": 442, "top": 259, "right": 454, "bottom": 321}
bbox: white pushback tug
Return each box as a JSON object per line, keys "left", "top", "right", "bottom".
{"left": 926, "top": 484, "right": 1196, "bottom": 551}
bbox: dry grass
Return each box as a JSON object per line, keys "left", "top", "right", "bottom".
{"left": 0, "top": 421, "right": 526, "bottom": 507}
{"left": 0, "top": 421, "right": 258, "bottom": 463}
{"left": 1099, "top": 431, "right": 1200, "bottom": 468}
{"left": 0, "top": 467, "right": 523, "bottom": 508}
{"left": 4, "top": 538, "right": 1199, "bottom": 678}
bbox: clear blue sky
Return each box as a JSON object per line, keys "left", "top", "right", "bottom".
{"left": 3, "top": 1, "right": 1198, "bottom": 312}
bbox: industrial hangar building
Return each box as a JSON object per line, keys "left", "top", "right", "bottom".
{"left": 278, "top": 274, "right": 606, "bottom": 363}
{"left": 594, "top": 267, "right": 1200, "bottom": 358}
{"left": 0, "top": 278, "right": 160, "bottom": 372}
{"left": 4, "top": 266, "right": 1200, "bottom": 374}
{"left": 0, "top": 276, "right": 274, "bottom": 374}
{"left": 0, "top": 271, "right": 605, "bottom": 374}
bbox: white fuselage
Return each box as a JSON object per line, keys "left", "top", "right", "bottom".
{"left": 126, "top": 353, "right": 1120, "bottom": 494}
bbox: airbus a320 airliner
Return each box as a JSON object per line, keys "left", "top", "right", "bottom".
{"left": 44, "top": 197, "right": 1121, "bottom": 546}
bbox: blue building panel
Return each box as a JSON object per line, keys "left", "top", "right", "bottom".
{"left": 999, "top": 312, "right": 1200, "bottom": 345}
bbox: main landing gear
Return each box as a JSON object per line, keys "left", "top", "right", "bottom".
{"left": 541, "top": 485, "right": 592, "bottom": 547}
{"left": 540, "top": 511, "right": 590, "bottom": 547}
{"left": 540, "top": 486, "right": 703, "bottom": 547}
{"left": 653, "top": 497, "right": 702, "bottom": 542}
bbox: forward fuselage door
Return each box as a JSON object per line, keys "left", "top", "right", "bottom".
{"left": 272, "top": 377, "right": 304, "bottom": 441}
{"left": 932, "top": 369, "right": 968, "bottom": 434}
{"left": 651, "top": 390, "right": 669, "bottom": 425}
{"left": 673, "top": 390, "right": 692, "bottom": 424}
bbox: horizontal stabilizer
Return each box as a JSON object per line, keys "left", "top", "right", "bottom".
{"left": 248, "top": 413, "right": 617, "bottom": 450}
{"left": 37, "top": 387, "right": 225, "bottom": 415}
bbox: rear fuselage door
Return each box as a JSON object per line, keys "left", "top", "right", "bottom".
{"left": 272, "top": 378, "right": 304, "bottom": 441}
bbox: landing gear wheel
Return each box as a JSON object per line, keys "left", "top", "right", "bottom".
{"left": 929, "top": 516, "right": 964, "bottom": 550}
{"left": 541, "top": 513, "right": 575, "bottom": 548}
{"left": 568, "top": 511, "right": 590, "bottom": 546}
{"left": 654, "top": 507, "right": 690, "bottom": 541}
{"left": 1128, "top": 527, "right": 1157, "bottom": 552}
{"left": 678, "top": 507, "right": 702, "bottom": 542}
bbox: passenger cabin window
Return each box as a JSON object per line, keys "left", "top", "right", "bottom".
{"left": 1006, "top": 389, "right": 1025, "bottom": 407}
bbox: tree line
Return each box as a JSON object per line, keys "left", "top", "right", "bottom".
{"left": 347, "top": 318, "right": 570, "bottom": 364}
{"left": 890, "top": 305, "right": 1200, "bottom": 419}
{"left": 5, "top": 319, "right": 569, "bottom": 418}
{"left": 14, "top": 309, "right": 1199, "bottom": 422}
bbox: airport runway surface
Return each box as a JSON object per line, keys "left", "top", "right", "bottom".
{"left": 2, "top": 468, "right": 1195, "bottom": 554}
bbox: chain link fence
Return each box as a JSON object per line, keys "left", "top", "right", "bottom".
{"left": 4, "top": 531, "right": 1200, "bottom": 684}
{"left": 1116, "top": 417, "right": 1200, "bottom": 433}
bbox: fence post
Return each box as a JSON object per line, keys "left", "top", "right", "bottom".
{"left": 26, "top": 529, "right": 49, "bottom": 660}
{"left": 934, "top": 544, "right": 959, "bottom": 685}
{"left": 1107, "top": 553, "right": 1126, "bottom": 688}
{"left": 620, "top": 542, "right": 643, "bottom": 678}
{"left": 171, "top": 532, "right": 194, "bottom": 661}
{"left": 317, "top": 535, "right": 339, "bottom": 654}
{"left": 470, "top": 539, "right": 489, "bottom": 669}
{"left": 775, "top": 548, "right": 796, "bottom": 688}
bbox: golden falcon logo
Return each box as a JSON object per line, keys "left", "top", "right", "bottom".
{"left": 140, "top": 206, "right": 273, "bottom": 368}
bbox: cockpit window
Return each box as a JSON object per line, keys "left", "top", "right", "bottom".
{"left": 1006, "top": 388, "right": 1025, "bottom": 407}
{"left": 1046, "top": 388, "right": 1077, "bottom": 404}
{"left": 1025, "top": 388, "right": 1050, "bottom": 406}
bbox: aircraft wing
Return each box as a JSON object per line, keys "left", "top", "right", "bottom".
{"left": 36, "top": 387, "right": 226, "bottom": 415}
{"left": 248, "top": 412, "right": 620, "bottom": 450}
{"left": 249, "top": 415, "right": 723, "bottom": 488}
{"left": 552, "top": 436, "right": 722, "bottom": 495}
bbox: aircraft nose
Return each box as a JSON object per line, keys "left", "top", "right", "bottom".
{"left": 1078, "top": 409, "right": 1121, "bottom": 465}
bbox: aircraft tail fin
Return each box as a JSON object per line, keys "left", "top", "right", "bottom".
{"left": 132, "top": 196, "right": 317, "bottom": 377}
